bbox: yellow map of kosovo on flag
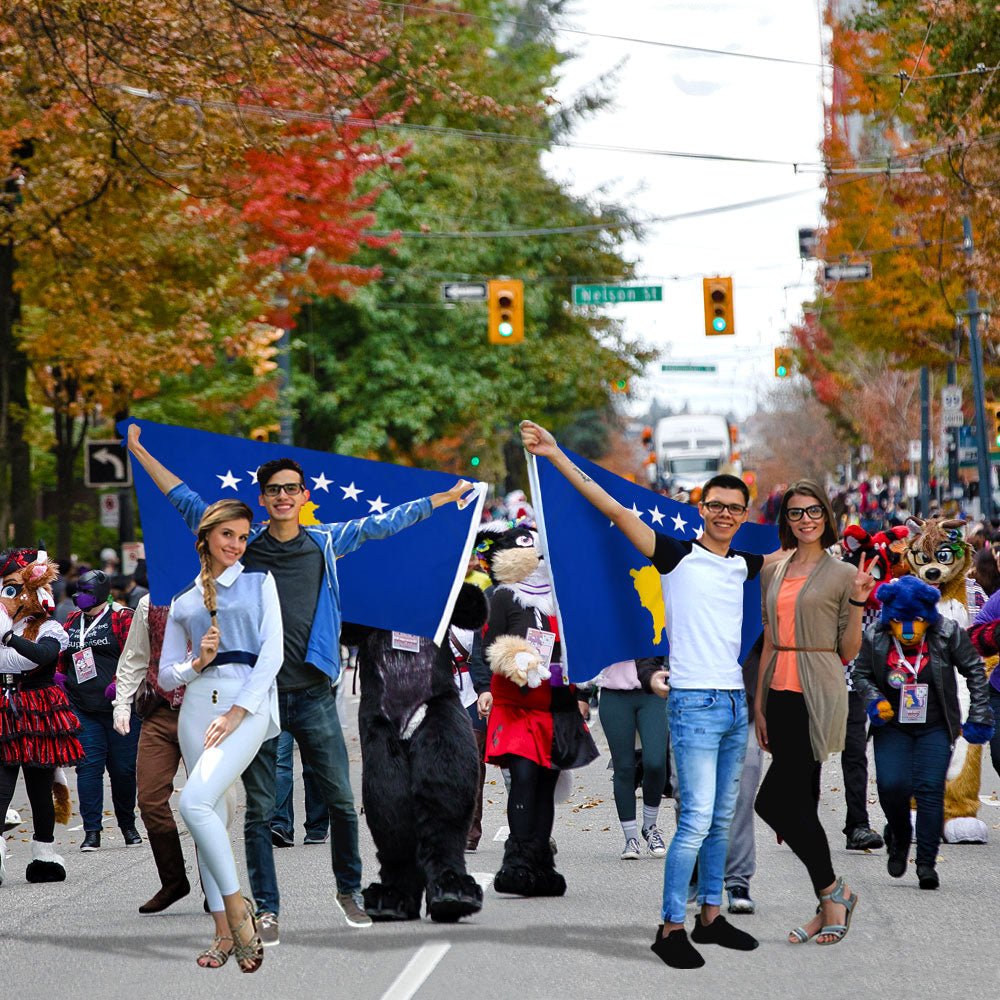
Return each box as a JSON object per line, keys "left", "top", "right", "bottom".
{"left": 527, "top": 448, "right": 776, "bottom": 681}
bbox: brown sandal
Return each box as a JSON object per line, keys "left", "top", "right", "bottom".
{"left": 196, "top": 935, "right": 232, "bottom": 969}
{"left": 229, "top": 897, "right": 264, "bottom": 974}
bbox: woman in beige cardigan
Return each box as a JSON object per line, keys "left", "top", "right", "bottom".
{"left": 753, "top": 480, "right": 875, "bottom": 947}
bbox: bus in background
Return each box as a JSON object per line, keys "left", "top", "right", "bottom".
{"left": 653, "top": 413, "right": 738, "bottom": 494}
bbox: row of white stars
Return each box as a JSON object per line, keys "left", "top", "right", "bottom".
{"left": 618, "top": 502, "right": 704, "bottom": 538}
{"left": 215, "top": 469, "right": 389, "bottom": 514}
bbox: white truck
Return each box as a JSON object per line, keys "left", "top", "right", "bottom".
{"left": 653, "top": 414, "right": 735, "bottom": 493}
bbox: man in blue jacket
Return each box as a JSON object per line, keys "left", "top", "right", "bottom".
{"left": 127, "top": 425, "right": 472, "bottom": 941}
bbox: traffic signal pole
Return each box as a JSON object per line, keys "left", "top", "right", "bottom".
{"left": 919, "top": 366, "right": 930, "bottom": 516}
{"left": 964, "top": 216, "right": 993, "bottom": 521}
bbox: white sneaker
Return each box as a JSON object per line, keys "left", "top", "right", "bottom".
{"left": 0, "top": 838, "right": 7, "bottom": 886}
{"left": 620, "top": 837, "right": 641, "bottom": 860}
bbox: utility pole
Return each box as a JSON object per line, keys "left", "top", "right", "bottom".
{"left": 964, "top": 216, "right": 993, "bottom": 521}
{"left": 946, "top": 357, "right": 959, "bottom": 502}
{"left": 919, "top": 366, "right": 930, "bottom": 516}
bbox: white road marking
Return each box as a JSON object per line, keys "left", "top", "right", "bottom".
{"left": 67, "top": 824, "right": 83, "bottom": 832}
{"left": 492, "top": 825, "right": 509, "bottom": 842}
{"left": 379, "top": 942, "right": 451, "bottom": 1000}
{"left": 978, "top": 795, "right": 1000, "bottom": 807}
{"left": 470, "top": 872, "right": 494, "bottom": 890}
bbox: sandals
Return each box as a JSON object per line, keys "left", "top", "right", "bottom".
{"left": 816, "top": 876, "right": 859, "bottom": 946}
{"left": 788, "top": 904, "right": 821, "bottom": 944}
{"left": 229, "top": 897, "right": 264, "bottom": 973}
{"left": 196, "top": 935, "right": 232, "bottom": 969}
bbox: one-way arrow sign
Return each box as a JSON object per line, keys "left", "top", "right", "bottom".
{"left": 85, "top": 440, "right": 132, "bottom": 488}
{"left": 823, "top": 261, "right": 872, "bottom": 282}
{"left": 441, "top": 282, "right": 488, "bottom": 302}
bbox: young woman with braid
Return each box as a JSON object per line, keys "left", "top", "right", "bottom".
{"left": 159, "top": 500, "right": 283, "bottom": 973}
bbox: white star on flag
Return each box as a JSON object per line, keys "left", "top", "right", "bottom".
{"left": 630, "top": 503, "right": 645, "bottom": 520}
{"left": 367, "top": 496, "right": 388, "bottom": 515}
{"left": 341, "top": 481, "right": 363, "bottom": 502}
{"left": 671, "top": 512, "right": 688, "bottom": 533}
{"left": 649, "top": 506, "right": 665, "bottom": 526}
{"left": 247, "top": 469, "right": 259, "bottom": 485}
{"left": 311, "top": 472, "right": 333, "bottom": 492}
{"left": 695, "top": 525, "right": 705, "bottom": 540}
{"left": 217, "top": 470, "right": 242, "bottom": 491}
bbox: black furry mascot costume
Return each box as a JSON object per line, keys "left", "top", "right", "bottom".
{"left": 345, "top": 582, "right": 487, "bottom": 922}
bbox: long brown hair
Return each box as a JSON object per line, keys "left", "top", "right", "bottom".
{"left": 195, "top": 500, "right": 253, "bottom": 616}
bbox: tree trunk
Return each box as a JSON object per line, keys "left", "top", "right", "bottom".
{"left": 51, "top": 373, "right": 89, "bottom": 561}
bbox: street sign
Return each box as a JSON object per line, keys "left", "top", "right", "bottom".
{"left": 904, "top": 474, "right": 919, "bottom": 498}
{"left": 660, "top": 363, "right": 718, "bottom": 373}
{"left": 99, "top": 493, "right": 120, "bottom": 529}
{"left": 823, "top": 261, "right": 872, "bottom": 282}
{"left": 942, "top": 408, "right": 963, "bottom": 428}
{"left": 84, "top": 440, "right": 132, "bottom": 488}
{"left": 441, "top": 281, "right": 488, "bottom": 302}
{"left": 122, "top": 541, "right": 145, "bottom": 575}
{"left": 573, "top": 284, "right": 663, "bottom": 305}
{"left": 941, "top": 386, "right": 962, "bottom": 410}
{"left": 959, "top": 425, "right": 978, "bottom": 467}
{"left": 908, "top": 439, "right": 922, "bottom": 462}
{"left": 859, "top": 444, "right": 873, "bottom": 462}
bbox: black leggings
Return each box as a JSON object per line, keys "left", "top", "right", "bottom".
{"left": 0, "top": 764, "right": 55, "bottom": 842}
{"left": 754, "top": 690, "right": 835, "bottom": 894}
{"left": 506, "top": 756, "right": 560, "bottom": 842}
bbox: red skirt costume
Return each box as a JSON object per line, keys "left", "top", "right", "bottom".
{"left": 1, "top": 618, "right": 83, "bottom": 769}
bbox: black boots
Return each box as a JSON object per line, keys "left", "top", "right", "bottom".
{"left": 426, "top": 870, "right": 483, "bottom": 922}
{"left": 139, "top": 831, "right": 191, "bottom": 913}
{"left": 493, "top": 836, "right": 566, "bottom": 897}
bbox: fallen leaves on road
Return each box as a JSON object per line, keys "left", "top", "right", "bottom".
{"left": 571, "top": 797, "right": 603, "bottom": 813}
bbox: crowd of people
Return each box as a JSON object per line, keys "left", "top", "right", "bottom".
{"left": 2, "top": 419, "right": 999, "bottom": 975}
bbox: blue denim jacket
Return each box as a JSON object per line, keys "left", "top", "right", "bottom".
{"left": 167, "top": 482, "right": 433, "bottom": 682}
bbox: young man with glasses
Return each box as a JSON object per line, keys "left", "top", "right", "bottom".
{"left": 520, "top": 420, "right": 777, "bottom": 970}
{"left": 127, "top": 427, "right": 471, "bottom": 941}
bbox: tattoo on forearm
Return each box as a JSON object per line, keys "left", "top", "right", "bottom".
{"left": 570, "top": 463, "right": 592, "bottom": 483}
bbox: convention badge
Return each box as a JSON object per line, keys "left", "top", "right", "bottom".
{"left": 887, "top": 668, "right": 908, "bottom": 690}
{"left": 899, "top": 683, "right": 929, "bottom": 724}
{"left": 525, "top": 627, "right": 556, "bottom": 669}
{"left": 391, "top": 632, "right": 421, "bottom": 653}
{"left": 72, "top": 646, "right": 98, "bottom": 683}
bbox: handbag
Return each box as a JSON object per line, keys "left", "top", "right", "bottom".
{"left": 133, "top": 677, "right": 165, "bottom": 720}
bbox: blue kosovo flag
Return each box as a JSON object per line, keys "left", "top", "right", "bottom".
{"left": 120, "top": 419, "right": 486, "bottom": 643}
{"left": 526, "top": 449, "right": 778, "bottom": 682}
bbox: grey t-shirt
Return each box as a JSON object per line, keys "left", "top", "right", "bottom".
{"left": 245, "top": 528, "right": 326, "bottom": 691}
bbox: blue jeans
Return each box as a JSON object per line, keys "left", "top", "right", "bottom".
{"left": 242, "top": 683, "right": 360, "bottom": 916}
{"left": 74, "top": 708, "right": 141, "bottom": 833}
{"left": 271, "top": 728, "right": 330, "bottom": 841}
{"left": 873, "top": 723, "right": 952, "bottom": 866}
{"left": 662, "top": 689, "right": 747, "bottom": 923}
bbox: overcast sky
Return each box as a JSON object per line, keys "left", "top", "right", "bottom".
{"left": 543, "top": 0, "right": 827, "bottom": 420}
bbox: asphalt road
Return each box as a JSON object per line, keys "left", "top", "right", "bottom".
{"left": 4, "top": 684, "right": 1000, "bottom": 1000}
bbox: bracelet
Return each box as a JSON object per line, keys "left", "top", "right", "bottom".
{"left": 848, "top": 598, "right": 867, "bottom": 607}
{"left": 1, "top": 629, "right": 13, "bottom": 646}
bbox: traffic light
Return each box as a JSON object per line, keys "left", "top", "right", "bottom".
{"left": 986, "top": 401, "right": 1000, "bottom": 448}
{"left": 610, "top": 377, "right": 630, "bottom": 394}
{"left": 703, "top": 276, "right": 734, "bottom": 336}
{"left": 469, "top": 455, "right": 481, "bottom": 469}
{"left": 774, "top": 347, "right": 793, "bottom": 378}
{"left": 488, "top": 278, "right": 524, "bottom": 344}
{"left": 248, "top": 324, "right": 284, "bottom": 376}
{"left": 798, "top": 227, "right": 818, "bottom": 260}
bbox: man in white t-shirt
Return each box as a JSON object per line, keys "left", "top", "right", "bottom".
{"left": 520, "top": 420, "right": 774, "bottom": 970}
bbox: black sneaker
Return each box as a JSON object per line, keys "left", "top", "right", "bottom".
{"left": 916, "top": 864, "right": 939, "bottom": 890}
{"left": 271, "top": 829, "right": 294, "bottom": 848}
{"left": 846, "top": 826, "right": 884, "bottom": 851}
{"left": 80, "top": 831, "right": 100, "bottom": 852}
{"left": 122, "top": 827, "right": 143, "bottom": 847}
{"left": 690, "top": 914, "right": 759, "bottom": 951}
{"left": 884, "top": 824, "right": 908, "bottom": 878}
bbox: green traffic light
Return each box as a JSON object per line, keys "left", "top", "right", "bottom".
{"left": 712, "top": 317, "right": 727, "bottom": 332}
{"left": 470, "top": 456, "right": 481, "bottom": 467}
{"left": 498, "top": 321, "right": 514, "bottom": 338}
{"left": 776, "top": 365, "right": 788, "bottom": 377}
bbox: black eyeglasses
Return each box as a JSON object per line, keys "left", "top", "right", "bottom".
{"left": 702, "top": 500, "right": 748, "bottom": 516}
{"left": 786, "top": 504, "right": 825, "bottom": 521}
{"left": 262, "top": 482, "right": 305, "bottom": 497}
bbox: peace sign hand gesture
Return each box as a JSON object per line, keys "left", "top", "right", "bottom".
{"left": 851, "top": 556, "right": 877, "bottom": 605}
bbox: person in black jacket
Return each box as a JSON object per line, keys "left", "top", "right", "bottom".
{"left": 853, "top": 575, "right": 994, "bottom": 890}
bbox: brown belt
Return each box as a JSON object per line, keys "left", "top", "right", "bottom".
{"left": 774, "top": 646, "right": 836, "bottom": 653}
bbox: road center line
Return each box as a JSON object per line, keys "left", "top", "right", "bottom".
{"left": 493, "top": 825, "right": 509, "bottom": 842}
{"left": 379, "top": 942, "right": 451, "bottom": 1000}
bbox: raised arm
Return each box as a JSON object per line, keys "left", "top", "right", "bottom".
{"left": 126, "top": 423, "right": 182, "bottom": 495}
{"left": 520, "top": 420, "right": 656, "bottom": 559}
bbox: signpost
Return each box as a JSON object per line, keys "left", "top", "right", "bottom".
{"left": 99, "top": 493, "right": 120, "bottom": 529}
{"left": 440, "top": 282, "right": 488, "bottom": 302}
{"left": 573, "top": 284, "right": 663, "bottom": 305}
{"left": 823, "top": 262, "right": 872, "bottom": 282}
{"left": 84, "top": 441, "right": 131, "bottom": 488}
{"left": 941, "top": 385, "right": 963, "bottom": 429}
{"left": 660, "top": 363, "right": 717, "bottom": 373}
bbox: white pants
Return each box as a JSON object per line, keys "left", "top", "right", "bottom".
{"left": 178, "top": 671, "right": 268, "bottom": 913}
